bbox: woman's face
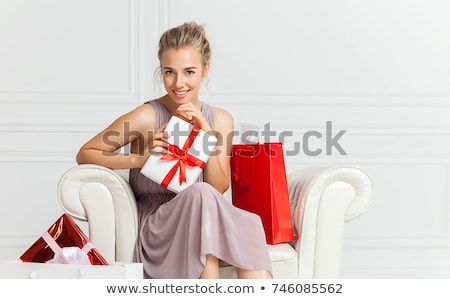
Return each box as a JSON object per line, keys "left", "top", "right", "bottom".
{"left": 160, "top": 46, "right": 209, "bottom": 105}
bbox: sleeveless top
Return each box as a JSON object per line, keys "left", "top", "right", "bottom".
{"left": 129, "top": 99, "right": 215, "bottom": 215}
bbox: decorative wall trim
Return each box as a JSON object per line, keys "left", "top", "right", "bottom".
{"left": 0, "top": 0, "right": 140, "bottom": 105}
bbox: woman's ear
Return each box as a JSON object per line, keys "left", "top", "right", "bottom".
{"left": 202, "top": 63, "right": 210, "bottom": 77}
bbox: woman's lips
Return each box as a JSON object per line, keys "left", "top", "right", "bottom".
{"left": 173, "top": 89, "right": 190, "bottom": 98}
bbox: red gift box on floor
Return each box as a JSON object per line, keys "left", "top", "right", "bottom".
{"left": 141, "top": 115, "right": 217, "bottom": 193}
{"left": 20, "top": 214, "right": 109, "bottom": 265}
{"left": 231, "top": 142, "right": 295, "bottom": 245}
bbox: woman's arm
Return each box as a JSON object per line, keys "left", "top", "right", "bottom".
{"left": 202, "top": 108, "right": 234, "bottom": 194}
{"left": 76, "top": 104, "right": 157, "bottom": 169}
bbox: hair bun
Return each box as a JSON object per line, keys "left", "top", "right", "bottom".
{"left": 158, "top": 21, "right": 211, "bottom": 66}
{"left": 185, "top": 21, "right": 205, "bottom": 35}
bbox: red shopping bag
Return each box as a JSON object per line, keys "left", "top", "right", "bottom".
{"left": 231, "top": 142, "right": 294, "bottom": 244}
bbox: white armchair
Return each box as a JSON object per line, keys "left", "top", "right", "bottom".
{"left": 57, "top": 164, "right": 373, "bottom": 279}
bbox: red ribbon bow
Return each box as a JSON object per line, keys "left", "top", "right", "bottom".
{"left": 160, "top": 126, "right": 206, "bottom": 188}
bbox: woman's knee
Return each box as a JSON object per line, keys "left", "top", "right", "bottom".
{"left": 181, "top": 182, "right": 222, "bottom": 207}
{"left": 184, "top": 182, "right": 219, "bottom": 198}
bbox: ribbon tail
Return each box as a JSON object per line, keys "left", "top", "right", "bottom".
{"left": 179, "top": 160, "right": 187, "bottom": 185}
{"left": 161, "top": 161, "right": 181, "bottom": 188}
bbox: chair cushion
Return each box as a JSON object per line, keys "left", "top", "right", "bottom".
{"left": 267, "top": 243, "right": 297, "bottom": 262}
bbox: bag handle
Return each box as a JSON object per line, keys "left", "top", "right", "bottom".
{"left": 232, "top": 145, "right": 259, "bottom": 187}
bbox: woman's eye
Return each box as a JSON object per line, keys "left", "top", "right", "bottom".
{"left": 165, "top": 70, "right": 174, "bottom": 76}
{"left": 186, "top": 70, "right": 194, "bottom": 76}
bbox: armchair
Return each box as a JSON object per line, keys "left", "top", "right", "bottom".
{"left": 57, "top": 164, "right": 373, "bottom": 279}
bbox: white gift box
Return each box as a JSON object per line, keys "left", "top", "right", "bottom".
{"left": 141, "top": 115, "right": 217, "bottom": 193}
{"left": 0, "top": 261, "right": 143, "bottom": 279}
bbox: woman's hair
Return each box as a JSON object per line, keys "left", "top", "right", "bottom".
{"left": 158, "top": 22, "right": 211, "bottom": 67}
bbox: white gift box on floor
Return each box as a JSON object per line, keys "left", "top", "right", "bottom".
{"left": 141, "top": 115, "right": 217, "bottom": 193}
{"left": 0, "top": 261, "right": 143, "bottom": 279}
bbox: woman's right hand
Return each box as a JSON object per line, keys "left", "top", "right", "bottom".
{"left": 151, "top": 122, "right": 169, "bottom": 154}
{"left": 135, "top": 123, "right": 169, "bottom": 168}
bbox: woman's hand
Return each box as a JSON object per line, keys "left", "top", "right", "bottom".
{"left": 175, "top": 102, "right": 212, "bottom": 132}
{"left": 133, "top": 122, "right": 169, "bottom": 168}
{"left": 150, "top": 123, "right": 169, "bottom": 154}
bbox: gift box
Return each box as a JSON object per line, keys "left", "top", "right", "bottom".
{"left": 20, "top": 214, "right": 109, "bottom": 265}
{"left": 141, "top": 115, "right": 217, "bottom": 193}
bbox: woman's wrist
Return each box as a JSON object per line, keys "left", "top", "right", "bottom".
{"left": 130, "top": 153, "right": 149, "bottom": 169}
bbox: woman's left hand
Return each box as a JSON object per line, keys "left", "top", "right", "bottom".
{"left": 175, "top": 102, "right": 211, "bottom": 131}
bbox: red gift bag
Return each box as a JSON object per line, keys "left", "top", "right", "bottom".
{"left": 20, "top": 214, "right": 109, "bottom": 265}
{"left": 231, "top": 142, "right": 294, "bottom": 244}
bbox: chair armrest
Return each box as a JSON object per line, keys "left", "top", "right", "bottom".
{"left": 57, "top": 164, "right": 138, "bottom": 263}
{"left": 287, "top": 165, "right": 374, "bottom": 278}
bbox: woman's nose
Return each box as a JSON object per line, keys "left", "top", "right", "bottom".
{"left": 175, "top": 74, "right": 184, "bottom": 88}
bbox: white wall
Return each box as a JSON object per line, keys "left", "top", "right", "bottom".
{"left": 0, "top": 0, "right": 449, "bottom": 278}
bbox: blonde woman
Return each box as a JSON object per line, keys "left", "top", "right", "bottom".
{"left": 76, "top": 22, "right": 272, "bottom": 279}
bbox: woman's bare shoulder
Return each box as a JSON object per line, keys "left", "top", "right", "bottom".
{"left": 120, "top": 102, "right": 156, "bottom": 129}
{"left": 211, "top": 106, "right": 234, "bottom": 127}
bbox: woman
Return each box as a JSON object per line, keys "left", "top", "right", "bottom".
{"left": 76, "top": 22, "right": 272, "bottom": 279}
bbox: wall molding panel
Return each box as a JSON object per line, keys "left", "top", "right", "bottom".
{"left": 0, "top": 0, "right": 144, "bottom": 105}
